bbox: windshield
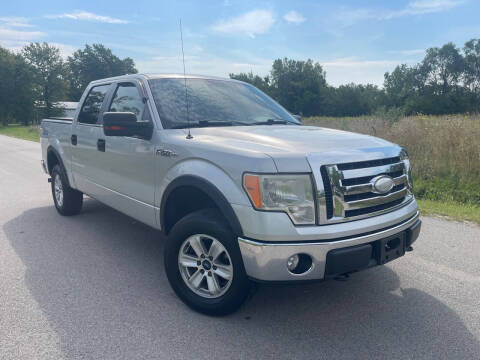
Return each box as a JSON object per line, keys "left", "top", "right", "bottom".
{"left": 148, "top": 78, "right": 300, "bottom": 129}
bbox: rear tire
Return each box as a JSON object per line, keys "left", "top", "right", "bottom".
{"left": 51, "top": 164, "right": 83, "bottom": 216}
{"left": 164, "top": 208, "right": 251, "bottom": 316}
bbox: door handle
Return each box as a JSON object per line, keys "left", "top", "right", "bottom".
{"left": 71, "top": 134, "right": 77, "bottom": 145}
{"left": 97, "top": 138, "right": 106, "bottom": 152}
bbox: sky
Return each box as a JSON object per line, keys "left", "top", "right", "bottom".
{"left": 1, "top": 0, "right": 479, "bottom": 86}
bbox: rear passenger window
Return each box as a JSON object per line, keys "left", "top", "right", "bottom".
{"left": 109, "top": 83, "right": 146, "bottom": 122}
{"left": 78, "top": 84, "right": 110, "bottom": 124}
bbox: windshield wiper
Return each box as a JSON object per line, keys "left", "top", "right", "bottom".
{"left": 170, "top": 120, "right": 248, "bottom": 129}
{"left": 251, "top": 118, "right": 297, "bottom": 125}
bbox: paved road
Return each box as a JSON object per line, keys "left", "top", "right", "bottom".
{"left": 1, "top": 134, "right": 479, "bottom": 360}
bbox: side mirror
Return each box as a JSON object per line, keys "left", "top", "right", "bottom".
{"left": 103, "top": 112, "right": 153, "bottom": 140}
{"left": 292, "top": 114, "right": 302, "bottom": 123}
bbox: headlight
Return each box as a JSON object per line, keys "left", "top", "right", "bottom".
{"left": 400, "top": 148, "right": 413, "bottom": 191}
{"left": 243, "top": 173, "right": 315, "bottom": 225}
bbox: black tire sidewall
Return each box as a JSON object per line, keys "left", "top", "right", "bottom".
{"left": 51, "top": 165, "right": 67, "bottom": 214}
{"left": 51, "top": 164, "right": 82, "bottom": 216}
{"left": 164, "top": 208, "right": 250, "bottom": 316}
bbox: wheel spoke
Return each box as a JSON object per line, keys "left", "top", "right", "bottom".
{"left": 188, "top": 269, "right": 204, "bottom": 289}
{"left": 54, "top": 174, "right": 63, "bottom": 206}
{"left": 208, "top": 241, "right": 223, "bottom": 261}
{"left": 206, "top": 274, "right": 221, "bottom": 295}
{"left": 188, "top": 235, "right": 205, "bottom": 257}
{"left": 213, "top": 264, "right": 233, "bottom": 280}
{"left": 178, "top": 234, "right": 234, "bottom": 299}
{"left": 179, "top": 253, "right": 199, "bottom": 268}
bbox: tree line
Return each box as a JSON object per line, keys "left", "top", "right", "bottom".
{"left": 230, "top": 38, "right": 480, "bottom": 117}
{"left": 0, "top": 43, "right": 136, "bottom": 125}
{"left": 1, "top": 38, "right": 479, "bottom": 126}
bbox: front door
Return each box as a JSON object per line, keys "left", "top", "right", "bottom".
{"left": 95, "top": 81, "right": 157, "bottom": 227}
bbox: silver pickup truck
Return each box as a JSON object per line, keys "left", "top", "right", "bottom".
{"left": 41, "top": 74, "right": 421, "bottom": 315}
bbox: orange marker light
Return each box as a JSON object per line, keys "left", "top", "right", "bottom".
{"left": 244, "top": 174, "right": 262, "bottom": 208}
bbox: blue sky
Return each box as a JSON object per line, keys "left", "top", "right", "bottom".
{"left": 1, "top": 0, "right": 479, "bottom": 86}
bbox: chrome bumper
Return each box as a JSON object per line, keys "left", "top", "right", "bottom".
{"left": 238, "top": 211, "right": 420, "bottom": 281}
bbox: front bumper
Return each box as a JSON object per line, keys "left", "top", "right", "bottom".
{"left": 238, "top": 211, "right": 421, "bottom": 282}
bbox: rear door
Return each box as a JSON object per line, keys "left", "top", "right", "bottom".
{"left": 71, "top": 83, "right": 112, "bottom": 195}
{"left": 95, "top": 81, "right": 157, "bottom": 227}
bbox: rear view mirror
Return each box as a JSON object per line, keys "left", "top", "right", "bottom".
{"left": 292, "top": 114, "right": 302, "bottom": 123}
{"left": 103, "top": 112, "right": 153, "bottom": 139}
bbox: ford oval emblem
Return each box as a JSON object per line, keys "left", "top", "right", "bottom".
{"left": 371, "top": 175, "right": 395, "bottom": 194}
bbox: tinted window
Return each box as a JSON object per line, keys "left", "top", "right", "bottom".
{"left": 148, "top": 78, "right": 299, "bottom": 129}
{"left": 109, "top": 83, "right": 146, "bottom": 121}
{"left": 78, "top": 85, "right": 110, "bottom": 124}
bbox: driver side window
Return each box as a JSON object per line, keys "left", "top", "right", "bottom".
{"left": 109, "top": 82, "right": 150, "bottom": 122}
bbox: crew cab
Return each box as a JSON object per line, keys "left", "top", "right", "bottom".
{"left": 41, "top": 74, "right": 421, "bottom": 315}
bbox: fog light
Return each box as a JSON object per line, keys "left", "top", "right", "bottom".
{"left": 287, "top": 254, "right": 300, "bottom": 271}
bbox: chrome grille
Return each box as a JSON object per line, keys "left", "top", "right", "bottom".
{"left": 319, "top": 156, "right": 413, "bottom": 224}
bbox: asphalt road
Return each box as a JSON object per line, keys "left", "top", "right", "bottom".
{"left": 1, "top": 134, "right": 479, "bottom": 360}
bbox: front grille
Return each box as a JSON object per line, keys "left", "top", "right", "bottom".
{"left": 320, "top": 166, "right": 334, "bottom": 219}
{"left": 337, "top": 156, "right": 401, "bottom": 171}
{"left": 319, "top": 157, "right": 412, "bottom": 224}
{"left": 345, "top": 198, "right": 405, "bottom": 218}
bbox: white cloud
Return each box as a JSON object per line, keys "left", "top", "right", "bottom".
{"left": 47, "top": 10, "right": 129, "bottom": 24}
{"left": 388, "top": 49, "right": 425, "bottom": 56}
{"left": 321, "top": 57, "right": 413, "bottom": 86}
{"left": 0, "top": 16, "right": 32, "bottom": 27}
{"left": 405, "top": 0, "right": 465, "bottom": 15}
{"left": 335, "top": 0, "right": 465, "bottom": 28}
{"left": 0, "top": 17, "right": 77, "bottom": 57}
{"left": 137, "top": 53, "right": 272, "bottom": 78}
{"left": 0, "top": 26, "right": 45, "bottom": 51}
{"left": 50, "top": 43, "right": 78, "bottom": 58}
{"left": 283, "top": 11, "right": 305, "bottom": 24}
{"left": 211, "top": 10, "right": 275, "bottom": 38}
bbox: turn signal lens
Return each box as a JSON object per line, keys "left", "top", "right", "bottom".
{"left": 242, "top": 173, "right": 316, "bottom": 225}
{"left": 244, "top": 174, "right": 262, "bottom": 208}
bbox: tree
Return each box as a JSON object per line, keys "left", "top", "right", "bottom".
{"left": 67, "top": 44, "right": 137, "bottom": 100}
{"left": 422, "top": 43, "right": 464, "bottom": 95}
{"left": 22, "top": 42, "right": 68, "bottom": 118}
{"left": 229, "top": 71, "right": 271, "bottom": 95}
{"left": 330, "top": 83, "right": 385, "bottom": 117}
{"left": 0, "top": 46, "right": 35, "bottom": 125}
{"left": 463, "top": 39, "right": 480, "bottom": 111}
{"left": 269, "top": 58, "right": 328, "bottom": 116}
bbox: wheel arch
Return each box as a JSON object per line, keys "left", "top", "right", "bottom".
{"left": 46, "top": 146, "right": 70, "bottom": 184}
{"left": 160, "top": 175, "right": 243, "bottom": 237}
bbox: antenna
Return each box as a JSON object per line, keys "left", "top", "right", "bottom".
{"left": 180, "top": 19, "right": 192, "bottom": 139}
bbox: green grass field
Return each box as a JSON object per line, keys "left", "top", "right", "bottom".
{"left": 417, "top": 199, "right": 480, "bottom": 224}
{"left": 0, "top": 124, "right": 40, "bottom": 142}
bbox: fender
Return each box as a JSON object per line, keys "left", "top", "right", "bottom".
{"left": 160, "top": 175, "right": 244, "bottom": 237}
{"left": 46, "top": 146, "right": 72, "bottom": 187}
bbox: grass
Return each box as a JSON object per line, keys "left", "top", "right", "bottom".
{"left": 0, "top": 124, "right": 40, "bottom": 142}
{"left": 417, "top": 199, "right": 480, "bottom": 224}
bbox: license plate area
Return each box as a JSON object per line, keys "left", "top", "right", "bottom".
{"left": 376, "top": 232, "right": 406, "bottom": 265}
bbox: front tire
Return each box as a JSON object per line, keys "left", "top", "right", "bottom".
{"left": 164, "top": 209, "right": 251, "bottom": 316}
{"left": 51, "top": 164, "right": 83, "bottom": 216}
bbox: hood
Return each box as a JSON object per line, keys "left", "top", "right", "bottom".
{"left": 186, "top": 125, "right": 401, "bottom": 172}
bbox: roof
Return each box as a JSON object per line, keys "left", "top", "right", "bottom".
{"left": 90, "top": 73, "right": 244, "bottom": 85}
